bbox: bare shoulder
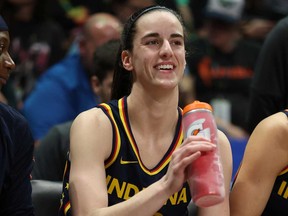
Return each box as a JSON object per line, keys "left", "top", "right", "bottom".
{"left": 72, "top": 107, "right": 110, "bottom": 130}
{"left": 258, "top": 111, "right": 288, "bottom": 131}
{"left": 255, "top": 112, "right": 288, "bottom": 150}
{"left": 242, "top": 111, "right": 288, "bottom": 174}
{"left": 70, "top": 107, "right": 113, "bottom": 159}
{"left": 217, "top": 129, "right": 232, "bottom": 153}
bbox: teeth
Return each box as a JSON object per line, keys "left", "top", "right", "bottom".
{"left": 158, "top": 64, "right": 173, "bottom": 70}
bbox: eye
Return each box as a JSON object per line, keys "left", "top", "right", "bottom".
{"left": 171, "top": 39, "right": 183, "bottom": 46}
{"left": 145, "top": 39, "right": 159, "bottom": 45}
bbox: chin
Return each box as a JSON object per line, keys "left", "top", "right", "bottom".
{"left": 159, "top": 81, "right": 178, "bottom": 89}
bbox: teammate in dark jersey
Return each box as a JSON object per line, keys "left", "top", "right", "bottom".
{"left": 0, "top": 15, "right": 34, "bottom": 215}
{"left": 230, "top": 110, "right": 288, "bottom": 215}
{"left": 59, "top": 5, "right": 232, "bottom": 216}
{"left": 247, "top": 16, "right": 288, "bottom": 134}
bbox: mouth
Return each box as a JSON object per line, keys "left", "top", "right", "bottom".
{"left": 155, "top": 63, "right": 175, "bottom": 71}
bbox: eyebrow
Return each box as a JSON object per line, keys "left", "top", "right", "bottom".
{"left": 141, "top": 32, "right": 184, "bottom": 40}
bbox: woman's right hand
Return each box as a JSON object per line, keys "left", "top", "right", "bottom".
{"left": 162, "top": 136, "right": 216, "bottom": 196}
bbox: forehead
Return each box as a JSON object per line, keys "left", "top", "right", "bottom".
{"left": 135, "top": 10, "right": 183, "bottom": 36}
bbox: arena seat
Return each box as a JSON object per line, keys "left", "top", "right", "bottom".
{"left": 31, "top": 180, "right": 62, "bottom": 216}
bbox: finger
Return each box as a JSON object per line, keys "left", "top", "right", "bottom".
{"left": 172, "top": 142, "right": 215, "bottom": 168}
{"left": 172, "top": 151, "right": 201, "bottom": 179}
{"left": 181, "top": 135, "right": 216, "bottom": 147}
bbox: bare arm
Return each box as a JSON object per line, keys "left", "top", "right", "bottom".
{"left": 230, "top": 112, "right": 288, "bottom": 216}
{"left": 69, "top": 108, "right": 111, "bottom": 216}
{"left": 198, "top": 130, "right": 233, "bottom": 216}
{"left": 69, "top": 108, "right": 221, "bottom": 216}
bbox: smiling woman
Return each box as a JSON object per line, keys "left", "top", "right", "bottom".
{"left": 59, "top": 5, "right": 232, "bottom": 216}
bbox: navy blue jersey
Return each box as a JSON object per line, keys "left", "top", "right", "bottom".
{"left": 59, "top": 97, "right": 191, "bottom": 216}
{"left": 261, "top": 110, "right": 288, "bottom": 216}
{"left": 0, "top": 103, "right": 34, "bottom": 215}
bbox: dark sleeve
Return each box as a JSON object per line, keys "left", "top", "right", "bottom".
{"left": 32, "top": 122, "right": 71, "bottom": 181}
{"left": 246, "top": 16, "right": 288, "bottom": 133}
{"left": 0, "top": 114, "right": 34, "bottom": 216}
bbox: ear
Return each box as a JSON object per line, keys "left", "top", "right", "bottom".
{"left": 121, "top": 50, "right": 133, "bottom": 71}
{"left": 90, "top": 76, "right": 101, "bottom": 96}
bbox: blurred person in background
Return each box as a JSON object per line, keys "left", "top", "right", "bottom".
{"left": 174, "top": 0, "right": 209, "bottom": 37}
{"left": 32, "top": 39, "right": 120, "bottom": 182}
{"left": 0, "top": 0, "right": 67, "bottom": 109}
{"left": 247, "top": 15, "right": 288, "bottom": 133}
{"left": 240, "top": 0, "right": 288, "bottom": 46}
{"left": 106, "top": 0, "right": 157, "bottom": 23}
{"left": 48, "top": 0, "right": 108, "bottom": 34}
{"left": 47, "top": 0, "right": 111, "bottom": 52}
{"left": 186, "top": 0, "right": 261, "bottom": 139}
{"left": 23, "top": 13, "right": 122, "bottom": 144}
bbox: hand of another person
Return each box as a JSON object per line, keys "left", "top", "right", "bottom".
{"left": 241, "top": 18, "right": 275, "bottom": 39}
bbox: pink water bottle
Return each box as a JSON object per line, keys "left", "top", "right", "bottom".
{"left": 182, "top": 100, "right": 225, "bottom": 208}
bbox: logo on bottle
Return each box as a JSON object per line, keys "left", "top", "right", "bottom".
{"left": 186, "top": 118, "right": 211, "bottom": 140}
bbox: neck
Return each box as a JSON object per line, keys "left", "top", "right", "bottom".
{"left": 127, "top": 88, "right": 179, "bottom": 137}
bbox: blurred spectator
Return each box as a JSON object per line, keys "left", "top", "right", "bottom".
{"left": 47, "top": 0, "right": 110, "bottom": 49}
{"left": 178, "top": 73, "right": 196, "bottom": 109}
{"left": 186, "top": 0, "right": 261, "bottom": 139}
{"left": 0, "top": 0, "right": 67, "bottom": 109}
{"left": 247, "top": 16, "right": 288, "bottom": 133}
{"left": 23, "top": 13, "right": 122, "bottom": 144}
{"left": 175, "top": 0, "right": 194, "bottom": 34}
{"left": 48, "top": 0, "right": 108, "bottom": 31}
{"left": 189, "top": 0, "right": 209, "bottom": 36}
{"left": 155, "top": 0, "right": 177, "bottom": 10}
{"left": 106, "top": 0, "right": 156, "bottom": 23}
{"left": 174, "top": 0, "right": 209, "bottom": 37}
{"left": 241, "top": 0, "right": 288, "bottom": 45}
{"left": 32, "top": 39, "right": 120, "bottom": 181}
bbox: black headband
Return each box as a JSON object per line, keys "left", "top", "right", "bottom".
{"left": 124, "top": 5, "right": 173, "bottom": 47}
{"left": 129, "top": 5, "right": 170, "bottom": 25}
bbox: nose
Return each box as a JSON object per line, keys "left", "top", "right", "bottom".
{"left": 4, "top": 54, "right": 15, "bottom": 71}
{"left": 159, "top": 40, "right": 173, "bottom": 58}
